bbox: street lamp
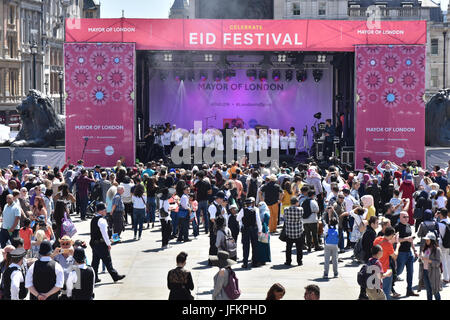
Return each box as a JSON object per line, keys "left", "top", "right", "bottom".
{"left": 30, "top": 41, "right": 38, "bottom": 90}
{"left": 58, "top": 71, "right": 64, "bottom": 114}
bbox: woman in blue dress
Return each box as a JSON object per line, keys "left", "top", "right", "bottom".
{"left": 255, "top": 201, "right": 271, "bottom": 266}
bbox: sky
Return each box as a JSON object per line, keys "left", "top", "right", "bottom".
{"left": 101, "top": 0, "right": 174, "bottom": 19}
{"left": 100, "top": 0, "right": 450, "bottom": 19}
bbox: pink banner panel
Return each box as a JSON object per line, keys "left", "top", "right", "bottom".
{"left": 64, "top": 43, "right": 135, "bottom": 167}
{"left": 355, "top": 45, "right": 426, "bottom": 170}
{"left": 66, "top": 19, "right": 427, "bottom": 52}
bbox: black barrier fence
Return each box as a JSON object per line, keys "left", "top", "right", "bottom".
{"left": 0, "top": 147, "right": 65, "bottom": 168}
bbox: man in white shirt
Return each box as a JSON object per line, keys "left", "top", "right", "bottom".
{"left": 208, "top": 192, "right": 227, "bottom": 262}
{"left": 2, "top": 248, "right": 27, "bottom": 300}
{"left": 236, "top": 197, "right": 262, "bottom": 268}
{"left": 437, "top": 209, "right": 450, "bottom": 283}
{"left": 66, "top": 247, "right": 95, "bottom": 300}
{"left": 162, "top": 128, "right": 172, "bottom": 156}
{"left": 89, "top": 202, "right": 125, "bottom": 284}
{"left": 25, "top": 240, "right": 65, "bottom": 300}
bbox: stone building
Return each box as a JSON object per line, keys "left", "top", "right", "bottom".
{"left": 0, "top": 0, "right": 100, "bottom": 129}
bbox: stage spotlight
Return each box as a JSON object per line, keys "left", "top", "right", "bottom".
{"left": 160, "top": 70, "right": 168, "bottom": 81}
{"left": 204, "top": 54, "right": 213, "bottom": 62}
{"left": 296, "top": 69, "right": 307, "bottom": 82}
{"left": 213, "top": 70, "right": 222, "bottom": 82}
{"left": 175, "top": 70, "right": 185, "bottom": 82}
{"left": 313, "top": 69, "right": 323, "bottom": 82}
{"left": 259, "top": 70, "right": 268, "bottom": 82}
{"left": 223, "top": 69, "right": 236, "bottom": 82}
{"left": 187, "top": 70, "right": 195, "bottom": 82}
{"left": 163, "top": 53, "right": 173, "bottom": 62}
{"left": 247, "top": 69, "right": 257, "bottom": 81}
{"left": 200, "top": 70, "right": 208, "bottom": 82}
{"left": 278, "top": 54, "right": 287, "bottom": 62}
{"left": 285, "top": 70, "right": 293, "bottom": 82}
{"left": 317, "top": 54, "right": 326, "bottom": 63}
{"left": 272, "top": 70, "right": 281, "bottom": 82}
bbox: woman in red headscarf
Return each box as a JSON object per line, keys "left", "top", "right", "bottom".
{"left": 399, "top": 173, "right": 415, "bottom": 225}
{"left": 393, "top": 171, "right": 402, "bottom": 191}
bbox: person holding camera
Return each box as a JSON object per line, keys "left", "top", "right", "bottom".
{"left": 394, "top": 211, "right": 419, "bottom": 297}
{"left": 51, "top": 235, "right": 75, "bottom": 299}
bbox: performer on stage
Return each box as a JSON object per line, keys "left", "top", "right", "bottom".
{"left": 288, "top": 128, "right": 297, "bottom": 156}
{"left": 162, "top": 126, "right": 172, "bottom": 157}
{"left": 260, "top": 129, "right": 269, "bottom": 160}
{"left": 279, "top": 130, "right": 289, "bottom": 155}
{"left": 324, "top": 119, "right": 335, "bottom": 159}
{"left": 195, "top": 128, "right": 203, "bottom": 156}
{"left": 236, "top": 129, "right": 245, "bottom": 161}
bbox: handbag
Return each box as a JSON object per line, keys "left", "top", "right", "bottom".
{"left": 62, "top": 212, "right": 77, "bottom": 238}
{"left": 279, "top": 224, "right": 287, "bottom": 242}
{"left": 258, "top": 232, "right": 269, "bottom": 243}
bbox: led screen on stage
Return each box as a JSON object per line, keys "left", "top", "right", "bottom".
{"left": 149, "top": 68, "right": 333, "bottom": 147}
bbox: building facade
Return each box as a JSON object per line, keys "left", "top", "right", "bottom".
{"left": 0, "top": 0, "right": 100, "bottom": 129}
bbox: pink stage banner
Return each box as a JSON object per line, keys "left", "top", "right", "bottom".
{"left": 64, "top": 43, "right": 135, "bottom": 167}
{"left": 66, "top": 19, "right": 426, "bottom": 52}
{"left": 355, "top": 45, "right": 426, "bottom": 170}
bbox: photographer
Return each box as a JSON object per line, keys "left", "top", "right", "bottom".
{"left": 51, "top": 235, "right": 75, "bottom": 299}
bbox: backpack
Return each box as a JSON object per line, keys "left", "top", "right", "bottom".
{"left": 440, "top": 221, "right": 450, "bottom": 249}
{"left": 223, "top": 268, "right": 241, "bottom": 300}
{"left": 220, "top": 229, "right": 237, "bottom": 258}
{"left": 247, "top": 179, "right": 258, "bottom": 199}
{"left": 325, "top": 227, "right": 339, "bottom": 245}
{"left": 301, "top": 199, "right": 313, "bottom": 219}
{"left": 357, "top": 264, "right": 369, "bottom": 288}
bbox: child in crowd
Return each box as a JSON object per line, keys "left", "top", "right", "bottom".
{"left": 323, "top": 217, "right": 339, "bottom": 279}
{"left": 19, "top": 218, "right": 33, "bottom": 256}
{"left": 365, "top": 245, "right": 391, "bottom": 300}
{"left": 189, "top": 193, "right": 199, "bottom": 238}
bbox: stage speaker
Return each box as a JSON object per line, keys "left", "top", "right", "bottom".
{"left": 341, "top": 146, "right": 354, "bottom": 165}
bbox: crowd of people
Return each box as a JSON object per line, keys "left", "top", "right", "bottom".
{"left": 0, "top": 156, "right": 448, "bottom": 300}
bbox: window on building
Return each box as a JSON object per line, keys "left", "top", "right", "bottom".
{"left": 431, "top": 68, "right": 439, "bottom": 88}
{"left": 318, "top": 2, "right": 326, "bottom": 15}
{"left": 9, "top": 71, "right": 17, "bottom": 96}
{"left": 431, "top": 38, "right": 439, "bottom": 55}
{"left": 9, "top": 6, "right": 15, "bottom": 24}
{"left": 292, "top": 2, "right": 300, "bottom": 15}
{"left": 8, "top": 36, "right": 15, "bottom": 58}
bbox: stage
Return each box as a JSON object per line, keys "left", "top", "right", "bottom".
{"left": 64, "top": 18, "right": 427, "bottom": 168}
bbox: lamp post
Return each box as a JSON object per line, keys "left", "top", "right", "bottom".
{"left": 58, "top": 70, "right": 64, "bottom": 114}
{"left": 30, "top": 41, "right": 38, "bottom": 90}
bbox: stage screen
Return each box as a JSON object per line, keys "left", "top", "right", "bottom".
{"left": 355, "top": 45, "right": 426, "bottom": 169}
{"left": 149, "top": 68, "right": 332, "bottom": 147}
{"left": 64, "top": 43, "right": 136, "bottom": 167}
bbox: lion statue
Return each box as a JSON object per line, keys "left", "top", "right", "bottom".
{"left": 425, "top": 89, "right": 450, "bottom": 147}
{"left": 3, "top": 90, "right": 65, "bottom": 147}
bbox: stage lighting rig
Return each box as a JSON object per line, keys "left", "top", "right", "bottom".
{"left": 163, "top": 53, "right": 173, "bottom": 62}
{"left": 204, "top": 54, "right": 213, "bottom": 62}
{"left": 296, "top": 69, "right": 307, "bottom": 82}
{"left": 259, "top": 70, "right": 268, "bottom": 82}
{"left": 247, "top": 69, "right": 257, "bottom": 81}
{"left": 272, "top": 70, "right": 281, "bottom": 82}
{"left": 175, "top": 70, "right": 185, "bottom": 82}
{"left": 187, "top": 70, "right": 195, "bottom": 82}
{"left": 278, "top": 54, "right": 287, "bottom": 62}
{"left": 223, "top": 69, "right": 236, "bottom": 82}
{"left": 285, "top": 70, "right": 293, "bottom": 82}
{"left": 313, "top": 69, "right": 323, "bottom": 82}
{"left": 160, "top": 70, "right": 168, "bottom": 81}
{"left": 213, "top": 70, "right": 222, "bottom": 82}
{"left": 317, "top": 54, "right": 326, "bottom": 63}
{"left": 200, "top": 70, "right": 208, "bottom": 82}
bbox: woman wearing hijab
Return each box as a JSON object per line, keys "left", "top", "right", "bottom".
{"left": 358, "top": 174, "right": 371, "bottom": 198}
{"left": 255, "top": 202, "right": 271, "bottom": 266}
{"left": 380, "top": 171, "right": 393, "bottom": 205}
{"left": 399, "top": 174, "right": 415, "bottom": 225}
{"left": 414, "top": 191, "right": 432, "bottom": 231}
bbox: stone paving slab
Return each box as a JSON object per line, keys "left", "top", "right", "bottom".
{"left": 71, "top": 216, "right": 450, "bottom": 300}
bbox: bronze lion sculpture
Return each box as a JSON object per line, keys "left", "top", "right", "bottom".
{"left": 3, "top": 90, "right": 65, "bottom": 147}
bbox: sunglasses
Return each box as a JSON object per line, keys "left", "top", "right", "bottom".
{"left": 60, "top": 242, "right": 72, "bottom": 246}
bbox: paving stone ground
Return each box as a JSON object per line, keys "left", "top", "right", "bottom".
{"left": 72, "top": 215, "right": 450, "bottom": 300}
